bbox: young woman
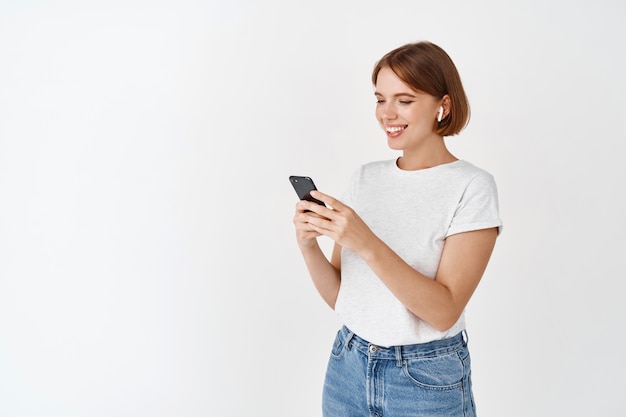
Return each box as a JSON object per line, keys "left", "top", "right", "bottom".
{"left": 293, "top": 41, "right": 502, "bottom": 417}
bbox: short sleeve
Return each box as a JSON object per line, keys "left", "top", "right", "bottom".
{"left": 445, "top": 171, "right": 503, "bottom": 237}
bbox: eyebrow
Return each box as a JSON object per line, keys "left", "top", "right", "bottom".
{"left": 374, "top": 91, "right": 418, "bottom": 98}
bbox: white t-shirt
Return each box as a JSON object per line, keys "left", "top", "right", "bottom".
{"left": 335, "top": 158, "right": 502, "bottom": 346}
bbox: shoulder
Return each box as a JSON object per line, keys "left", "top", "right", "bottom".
{"left": 355, "top": 159, "right": 397, "bottom": 178}
{"left": 449, "top": 160, "right": 494, "bottom": 177}
{"left": 444, "top": 160, "right": 498, "bottom": 187}
{"left": 449, "top": 161, "right": 500, "bottom": 210}
{"left": 343, "top": 160, "right": 395, "bottom": 201}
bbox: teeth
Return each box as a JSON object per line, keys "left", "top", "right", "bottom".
{"left": 386, "top": 126, "right": 406, "bottom": 133}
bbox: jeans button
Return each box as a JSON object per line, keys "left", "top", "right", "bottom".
{"left": 368, "top": 344, "right": 378, "bottom": 354}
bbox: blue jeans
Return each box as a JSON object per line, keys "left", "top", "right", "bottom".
{"left": 322, "top": 326, "right": 476, "bottom": 417}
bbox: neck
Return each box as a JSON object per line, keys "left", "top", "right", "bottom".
{"left": 397, "top": 141, "right": 457, "bottom": 171}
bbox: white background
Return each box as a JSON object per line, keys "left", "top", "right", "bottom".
{"left": 1, "top": 0, "right": 625, "bottom": 416}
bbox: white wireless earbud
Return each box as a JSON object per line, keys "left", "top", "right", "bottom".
{"left": 437, "top": 106, "right": 444, "bottom": 122}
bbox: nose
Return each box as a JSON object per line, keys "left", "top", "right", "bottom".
{"left": 378, "top": 102, "right": 397, "bottom": 120}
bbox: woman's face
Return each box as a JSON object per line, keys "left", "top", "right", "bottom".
{"left": 374, "top": 67, "right": 441, "bottom": 152}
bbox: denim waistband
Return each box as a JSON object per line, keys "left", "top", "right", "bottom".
{"left": 338, "top": 325, "right": 467, "bottom": 360}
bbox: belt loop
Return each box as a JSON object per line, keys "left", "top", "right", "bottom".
{"left": 395, "top": 346, "right": 403, "bottom": 367}
{"left": 462, "top": 329, "right": 469, "bottom": 346}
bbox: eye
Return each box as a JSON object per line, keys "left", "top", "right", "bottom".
{"left": 376, "top": 99, "right": 385, "bottom": 104}
{"left": 399, "top": 100, "right": 413, "bottom": 105}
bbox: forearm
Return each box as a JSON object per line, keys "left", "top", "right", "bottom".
{"left": 299, "top": 241, "right": 341, "bottom": 309}
{"left": 359, "top": 228, "right": 497, "bottom": 331}
{"left": 360, "top": 238, "right": 458, "bottom": 331}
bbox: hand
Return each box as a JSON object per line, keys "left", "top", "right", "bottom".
{"left": 293, "top": 199, "right": 329, "bottom": 249}
{"left": 295, "top": 191, "right": 376, "bottom": 256}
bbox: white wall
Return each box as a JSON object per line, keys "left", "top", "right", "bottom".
{"left": 1, "top": 1, "right": 624, "bottom": 416}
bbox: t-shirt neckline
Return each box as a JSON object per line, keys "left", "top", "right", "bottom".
{"left": 392, "top": 157, "right": 465, "bottom": 174}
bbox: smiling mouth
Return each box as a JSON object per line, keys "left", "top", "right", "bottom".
{"left": 385, "top": 125, "right": 407, "bottom": 136}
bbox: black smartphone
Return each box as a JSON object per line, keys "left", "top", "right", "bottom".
{"left": 289, "top": 176, "right": 326, "bottom": 207}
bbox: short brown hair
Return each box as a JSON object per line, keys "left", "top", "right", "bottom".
{"left": 372, "top": 41, "right": 470, "bottom": 136}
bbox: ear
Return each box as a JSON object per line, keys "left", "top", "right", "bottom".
{"left": 441, "top": 95, "right": 451, "bottom": 119}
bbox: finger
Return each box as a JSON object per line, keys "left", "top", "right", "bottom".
{"left": 295, "top": 205, "right": 327, "bottom": 223}
{"left": 298, "top": 200, "right": 334, "bottom": 219}
{"left": 294, "top": 212, "right": 332, "bottom": 237}
{"left": 296, "top": 229, "right": 322, "bottom": 240}
{"left": 295, "top": 201, "right": 310, "bottom": 214}
{"left": 305, "top": 213, "right": 338, "bottom": 235}
{"left": 310, "top": 190, "right": 346, "bottom": 211}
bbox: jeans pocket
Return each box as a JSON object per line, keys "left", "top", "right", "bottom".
{"left": 402, "top": 351, "right": 465, "bottom": 390}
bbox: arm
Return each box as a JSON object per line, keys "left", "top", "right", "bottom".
{"left": 293, "top": 202, "right": 342, "bottom": 309}
{"left": 303, "top": 191, "right": 498, "bottom": 331}
{"left": 361, "top": 227, "right": 497, "bottom": 331}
